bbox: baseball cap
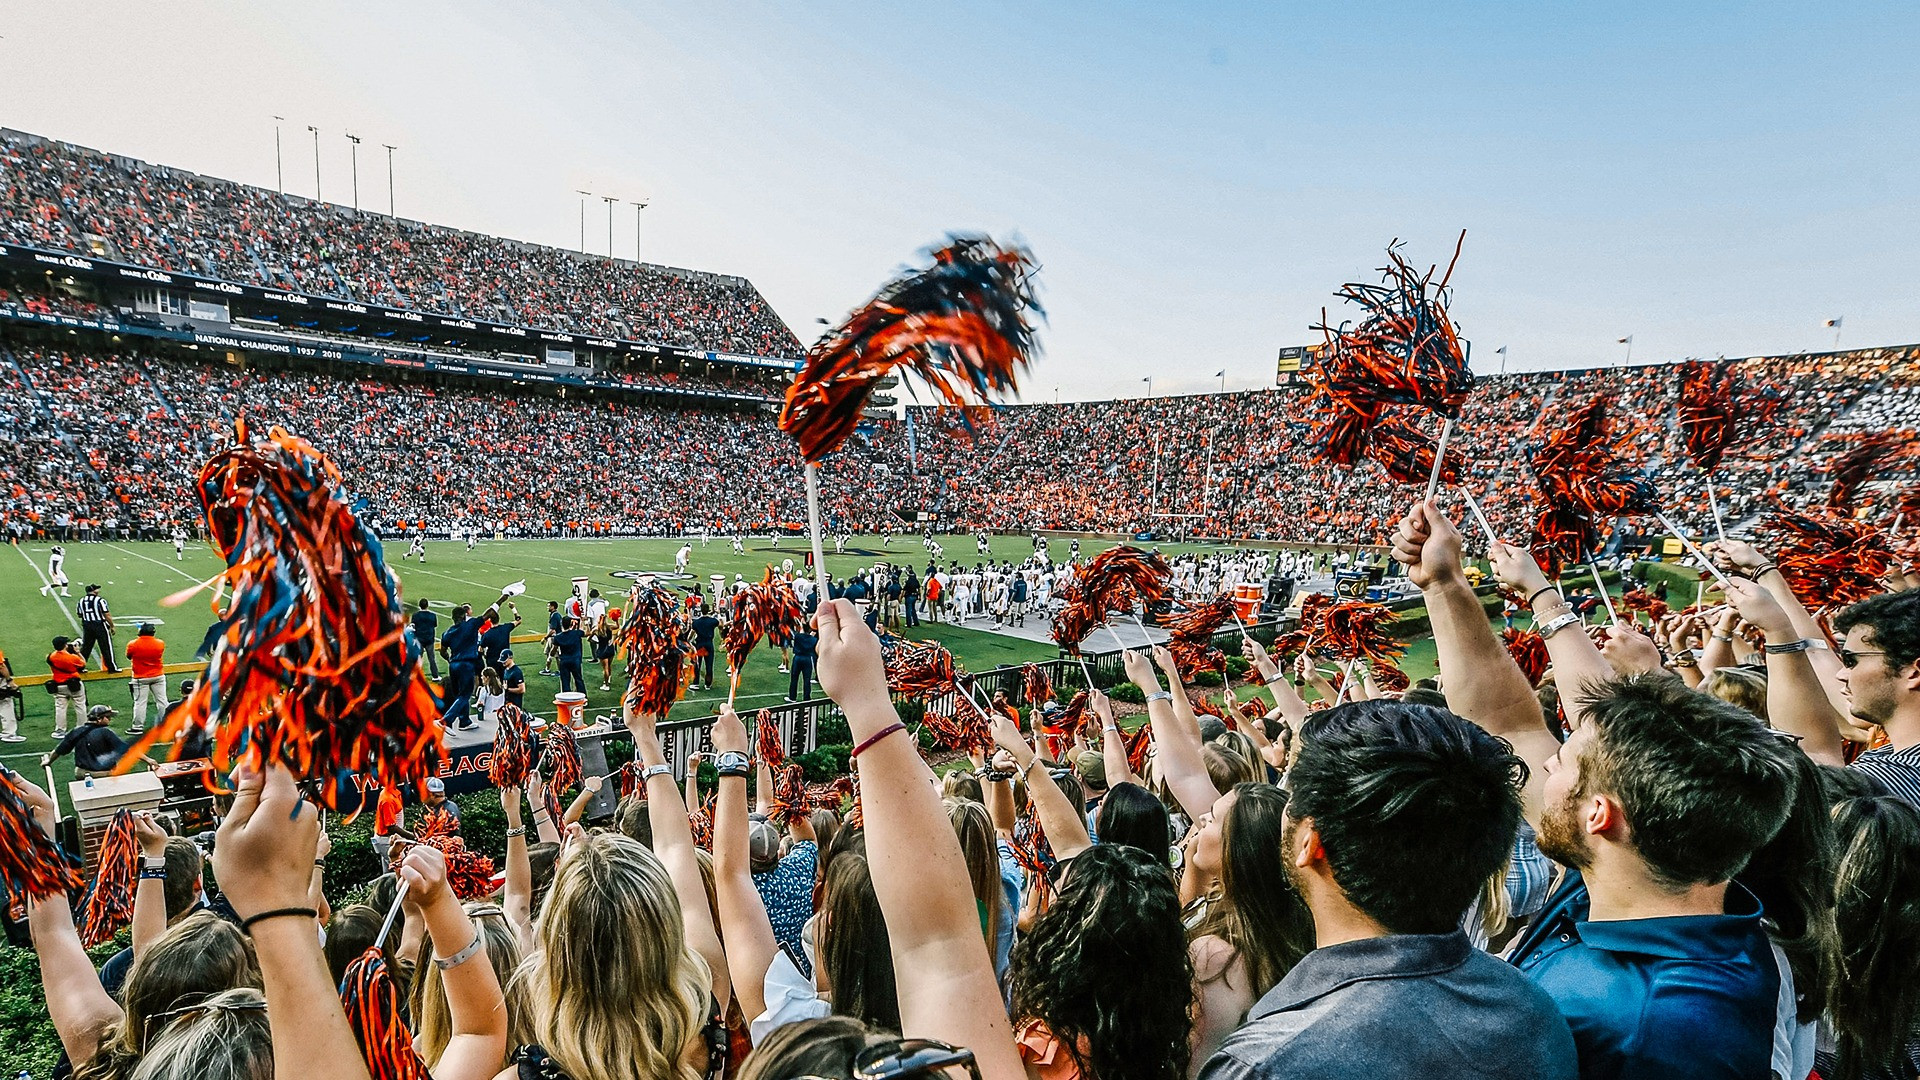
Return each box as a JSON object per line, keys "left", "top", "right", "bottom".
{"left": 85, "top": 583, "right": 101, "bottom": 593}
{"left": 748, "top": 820, "right": 781, "bottom": 869}
{"left": 1196, "top": 716, "right": 1229, "bottom": 744}
{"left": 498, "top": 649, "right": 514, "bottom": 660}
{"left": 425, "top": 777, "right": 446, "bottom": 794}
{"left": 1075, "top": 750, "right": 1107, "bottom": 791}
{"left": 138, "top": 623, "right": 155, "bottom": 636}
{"left": 88, "top": 705, "right": 117, "bottom": 722}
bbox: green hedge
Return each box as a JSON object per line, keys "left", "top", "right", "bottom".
{"left": 2, "top": 931, "right": 125, "bottom": 1077}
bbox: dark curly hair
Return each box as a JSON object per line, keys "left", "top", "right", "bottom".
{"left": 1010, "top": 843, "right": 1191, "bottom": 1080}
{"left": 1834, "top": 588, "right": 1920, "bottom": 671}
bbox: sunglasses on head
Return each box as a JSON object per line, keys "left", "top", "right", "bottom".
{"left": 798, "top": 1039, "right": 981, "bottom": 1080}
{"left": 1838, "top": 649, "right": 1886, "bottom": 670}
{"left": 142, "top": 993, "right": 267, "bottom": 1048}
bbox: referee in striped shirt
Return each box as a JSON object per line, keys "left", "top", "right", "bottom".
{"left": 77, "top": 584, "right": 119, "bottom": 673}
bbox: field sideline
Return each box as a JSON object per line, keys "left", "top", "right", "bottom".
{"left": 1, "top": 532, "right": 1269, "bottom": 790}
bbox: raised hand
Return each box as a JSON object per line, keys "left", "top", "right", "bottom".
{"left": 214, "top": 761, "right": 323, "bottom": 920}
{"left": 132, "top": 810, "right": 168, "bottom": 859}
{"left": 710, "top": 703, "right": 749, "bottom": 756}
{"left": 1389, "top": 500, "right": 1466, "bottom": 589}
{"left": 1488, "top": 541, "right": 1551, "bottom": 597}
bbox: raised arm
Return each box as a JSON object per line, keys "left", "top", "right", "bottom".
{"left": 14, "top": 769, "right": 120, "bottom": 1068}
{"left": 1714, "top": 540, "right": 1853, "bottom": 717}
{"left": 1393, "top": 503, "right": 1565, "bottom": 829}
{"left": 130, "top": 810, "right": 171, "bottom": 959}
{"left": 562, "top": 774, "right": 602, "bottom": 827}
{"left": 708, "top": 704, "right": 780, "bottom": 1024}
{"left": 216, "top": 762, "right": 370, "bottom": 1080}
{"left": 499, "top": 785, "right": 535, "bottom": 952}
{"left": 1725, "top": 578, "right": 1850, "bottom": 765}
{"left": 1133, "top": 648, "right": 1219, "bottom": 820}
{"left": 984, "top": 755, "right": 1018, "bottom": 836}
{"left": 1092, "top": 689, "right": 1137, "bottom": 788}
{"left": 398, "top": 845, "right": 507, "bottom": 1080}
{"left": 814, "top": 599, "right": 1025, "bottom": 1080}
{"left": 989, "top": 713, "right": 1092, "bottom": 860}
{"left": 526, "top": 772, "right": 562, "bottom": 846}
{"left": 626, "top": 704, "right": 731, "bottom": 1011}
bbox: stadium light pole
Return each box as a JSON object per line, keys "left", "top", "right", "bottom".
{"left": 382, "top": 144, "right": 396, "bottom": 216}
{"left": 602, "top": 195, "right": 618, "bottom": 259}
{"left": 272, "top": 116, "right": 284, "bottom": 193}
{"left": 631, "top": 199, "right": 649, "bottom": 260}
{"left": 345, "top": 134, "right": 361, "bottom": 211}
{"left": 308, "top": 125, "right": 321, "bottom": 200}
{"left": 575, "top": 190, "right": 591, "bottom": 252}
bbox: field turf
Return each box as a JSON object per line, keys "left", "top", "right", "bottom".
{"left": 0, "top": 532, "right": 1268, "bottom": 791}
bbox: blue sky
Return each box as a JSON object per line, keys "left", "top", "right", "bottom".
{"left": 3, "top": 1, "right": 1915, "bottom": 399}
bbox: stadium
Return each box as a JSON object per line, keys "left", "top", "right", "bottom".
{"left": 3, "top": 10, "right": 1920, "bottom": 1080}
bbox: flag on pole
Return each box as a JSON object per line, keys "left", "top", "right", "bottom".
{"left": 1214, "top": 370, "right": 1224, "bottom": 377}
{"left": 1616, "top": 336, "right": 1632, "bottom": 344}
{"left": 1824, "top": 317, "right": 1842, "bottom": 328}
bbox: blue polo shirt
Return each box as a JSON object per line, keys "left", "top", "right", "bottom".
{"left": 441, "top": 617, "right": 484, "bottom": 663}
{"left": 1510, "top": 872, "right": 1779, "bottom": 1080}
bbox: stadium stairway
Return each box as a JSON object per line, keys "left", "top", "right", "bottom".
{"left": 141, "top": 358, "right": 184, "bottom": 421}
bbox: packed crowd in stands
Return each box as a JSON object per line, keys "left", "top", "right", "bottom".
{"left": 0, "top": 338, "right": 886, "bottom": 541}
{"left": 9, "top": 504, "right": 1920, "bottom": 1080}
{"left": 3, "top": 330, "right": 1916, "bottom": 546}
{"left": 0, "top": 130, "right": 800, "bottom": 357}
{"left": 895, "top": 345, "right": 1918, "bottom": 544}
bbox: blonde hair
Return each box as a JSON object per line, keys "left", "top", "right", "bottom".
{"left": 1702, "top": 667, "right": 1769, "bottom": 723}
{"left": 516, "top": 833, "right": 710, "bottom": 1080}
{"left": 945, "top": 798, "right": 1001, "bottom": 950}
{"left": 79, "top": 911, "right": 261, "bottom": 1080}
{"left": 126, "top": 987, "right": 270, "bottom": 1080}
{"left": 411, "top": 906, "right": 535, "bottom": 1068}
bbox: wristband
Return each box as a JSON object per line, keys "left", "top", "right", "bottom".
{"left": 505, "top": 826, "right": 528, "bottom": 838}
{"left": 1763, "top": 638, "right": 1812, "bottom": 655}
{"left": 712, "top": 751, "right": 750, "bottom": 774}
{"left": 1538, "top": 612, "right": 1582, "bottom": 640}
{"left": 239, "top": 907, "right": 318, "bottom": 934}
{"left": 138, "top": 867, "right": 168, "bottom": 881}
{"left": 1262, "top": 674, "right": 1287, "bottom": 687}
{"left": 640, "top": 764, "right": 673, "bottom": 784}
{"left": 1526, "top": 586, "right": 1562, "bottom": 610}
{"left": 433, "top": 933, "right": 485, "bottom": 971}
{"left": 1712, "top": 633, "right": 1734, "bottom": 643}
{"left": 851, "top": 722, "right": 907, "bottom": 758}
{"left": 141, "top": 856, "right": 167, "bottom": 871}
{"left": 1144, "top": 690, "right": 1173, "bottom": 704}
{"left": 1750, "top": 564, "right": 1779, "bottom": 579}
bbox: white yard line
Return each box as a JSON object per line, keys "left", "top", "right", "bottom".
{"left": 15, "top": 545, "right": 83, "bottom": 633}
{"left": 105, "top": 542, "right": 203, "bottom": 582}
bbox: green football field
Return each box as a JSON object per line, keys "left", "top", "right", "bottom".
{"left": 1, "top": 531, "right": 1278, "bottom": 790}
